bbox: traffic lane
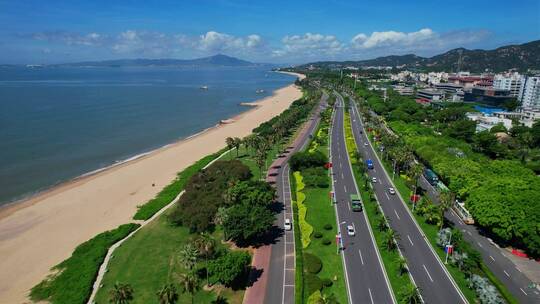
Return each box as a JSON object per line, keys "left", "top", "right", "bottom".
{"left": 333, "top": 99, "right": 394, "bottom": 303}
{"left": 349, "top": 103, "right": 466, "bottom": 304}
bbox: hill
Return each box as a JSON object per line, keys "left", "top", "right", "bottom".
{"left": 53, "top": 54, "right": 256, "bottom": 67}
{"left": 298, "top": 40, "right": 540, "bottom": 73}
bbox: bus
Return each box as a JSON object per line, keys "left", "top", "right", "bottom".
{"left": 350, "top": 194, "right": 362, "bottom": 212}
{"left": 366, "top": 159, "right": 374, "bottom": 170}
{"left": 424, "top": 168, "right": 439, "bottom": 186}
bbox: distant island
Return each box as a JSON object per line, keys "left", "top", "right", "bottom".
{"left": 46, "top": 54, "right": 265, "bottom": 68}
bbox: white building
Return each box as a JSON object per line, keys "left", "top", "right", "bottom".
{"left": 467, "top": 112, "right": 513, "bottom": 132}
{"left": 493, "top": 72, "right": 523, "bottom": 97}
{"left": 519, "top": 76, "right": 540, "bottom": 110}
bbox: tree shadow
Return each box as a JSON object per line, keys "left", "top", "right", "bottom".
{"left": 249, "top": 225, "right": 284, "bottom": 248}
{"left": 269, "top": 200, "right": 285, "bottom": 214}
{"left": 229, "top": 266, "right": 263, "bottom": 291}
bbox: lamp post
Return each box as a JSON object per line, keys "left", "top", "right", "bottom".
{"left": 445, "top": 230, "right": 453, "bottom": 264}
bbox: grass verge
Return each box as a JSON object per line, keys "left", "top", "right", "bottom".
{"left": 30, "top": 223, "right": 140, "bottom": 304}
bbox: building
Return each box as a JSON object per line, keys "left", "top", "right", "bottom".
{"left": 493, "top": 72, "right": 523, "bottom": 97}
{"left": 448, "top": 75, "right": 493, "bottom": 89}
{"left": 493, "top": 108, "right": 540, "bottom": 128}
{"left": 464, "top": 87, "right": 514, "bottom": 106}
{"left": 466, "top": 112, "right": 513, "bottom": 132}
{"left": 392, "top": 85, "right": 414, "bottom": 96}
{"left": 416, "top": 89, "right": 444, "bottom": 103}
{"left": 519, "top": 76, "right": 540, "bottom": 110}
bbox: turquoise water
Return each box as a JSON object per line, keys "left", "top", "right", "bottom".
{"left": 0, "top": 66, "right": 296, "bottom": 205}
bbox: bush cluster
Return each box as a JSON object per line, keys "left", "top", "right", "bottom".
{"left": 304, "top": 253, "right": 323, "bottom": 274}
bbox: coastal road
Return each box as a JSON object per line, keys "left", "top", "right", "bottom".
{"left": 418, "top": 174, "right": 540, "bottom": 303}
{"left": 330, "top": 94, "right": 395, "bottom": 303}
{"left": 264, "top": 93, "right": 327, "bottom": 304}
{"left": 347, "top": 93, "right": 468, "bottom": 304}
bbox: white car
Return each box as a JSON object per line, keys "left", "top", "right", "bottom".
{"left": 364, "top": 142, "right": 369, "bottom": 146}
{"left": 284, "top": 218, "right": 292, "bottom": 231}
{"left": 388, "top": 187, "right": 396, "bottom": 195}
{"left": 372, "top": 177, "right": 377, "bottom": 183}
{"left": 347, "top": 225, "right": 356, "bottom": 236}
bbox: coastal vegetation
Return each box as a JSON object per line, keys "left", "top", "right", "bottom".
{"left": 30, "top": 223, "right": 140, "bottom": 304}
{"left": 291, "top": 106, "right": 348, "bottom": 304}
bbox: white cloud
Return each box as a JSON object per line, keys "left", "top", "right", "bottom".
{"left": 276, "top": 33, "right": 343, "bottom": 58}
{"left": 197, "top": 31, "right": 263, "bottom": 52}
{"left": 351, "top": 28, "right": 436, "bottom": 49}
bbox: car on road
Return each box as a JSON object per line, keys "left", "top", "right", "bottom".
{"left": 347, "top": 225, "right": 356, "bottom": 236}
{"left": 372, "top": 177, "right": 377, "bottom": 183}
{"left": 284, "top": 219, "right": 292, "bottom": 231}
{"left": 388, "top": 187, "right": 396, "bottom": 195}
{"left": 364, "top": 142, "right": 369, "bottom": 146}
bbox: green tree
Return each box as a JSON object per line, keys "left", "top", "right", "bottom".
{"left": 407, "top": 163, "right": 424, "bottom": 197}
{"left": 207, "top": 251, "right": 251, "bottom": 286}
{"left": 399, "top": 284, "right": 421, "bottom": 304}
{"left": 179, "top": 272, "right": 200, "bottom": 304}
{"left": 233, "top": 137, "right": 242, "bottom": 157}
{"left": 178, "top": 244, "right": 198, "bottom": 270}
{"left": 443, "top": 119, "right": 476, "bottom": 142}
{"left": 398, "top": 256, "right": 408, "bottom": 276}
{"left": 222, "top": 203, "right": 274, "bottom": 245}
{"left": 438, "top": 191, "right": 454, "bottom": 230}
{"left": 225, "top": 137, "right": 235, "bottom": 158}
{"left": 108, "top": 282, "right": 134, "bottom": 304}
{"left": 194, "top": 232, "right": 216, "bottom": 286}
{"left": 384, "top": 229, "right": 399, "bottom": 251}
{"left": 156, "top": 284, "right": 178, "bottom": 304}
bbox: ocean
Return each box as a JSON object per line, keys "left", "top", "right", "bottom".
{"left": 0, "top": 66, "right": 296, "bottom": 206}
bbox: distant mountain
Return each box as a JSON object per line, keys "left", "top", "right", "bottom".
{"left": 53, "top": 54, "right": 256, "bottom": 67}
{"left": 299, "top": 40, "right": 540, "bottom": 73}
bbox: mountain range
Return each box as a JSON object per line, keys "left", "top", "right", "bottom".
{"left": 298, "top": 40, "right": 540, "bottom": 73}
{"left": 50, "top": 54, "right": 257, "bottom": 67}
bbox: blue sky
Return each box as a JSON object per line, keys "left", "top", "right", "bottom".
{"left": 1, "top": 0, "right": 539, "bottom": 64}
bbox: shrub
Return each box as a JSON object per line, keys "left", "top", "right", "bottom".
{"left": 208, "top": 251, "right": 251, "bottom": 286}
{"left": 321, "top": 278, "right": 333, "bottom": 288}
{"left": 303, "top": 167, "right": 329, "bottom": 188}
{"left": 323, "top": 224, "right": 333, "bottom": 230}
{"left": 304, "top": 273, "right": 323, "bottom": 295}
{"left": 307, "top": 290, "right": 322, "bottom": 304}
{"left": 295, "top": 172, "right": 313, "bottom": 248}
{"left": 304, "top": 253, "right": 323, "bottom": 274}
{"left": 290, "top": 150, "right": 327, "bottom": 171}
{"left": 313, "top": 231, "right": 323, "bottom": 239}
{"left": 468, "top": 274, "right": 504, "bottom": 304}
{"left": 322, "top": 238, "right": 332, "bottom": 246}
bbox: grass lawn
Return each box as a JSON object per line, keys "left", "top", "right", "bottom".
{"left": 94, "top": 210, "right": 243, "bottom": 304}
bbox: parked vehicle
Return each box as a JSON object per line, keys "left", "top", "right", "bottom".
{"left": 388, "top": 187, "right": 396, "bottom": 195}
{"left": 347, "top": 225, "right": 356, "bottom": 236}
{"left": 424, "top": 168, "right": 439, "bottom": 186}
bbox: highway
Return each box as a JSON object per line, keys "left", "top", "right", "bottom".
{"left": 264, "top": 92, "right": 327, "bottom": 304}
{"left": 418, "top": 173, "right": 540, "bottom": 303}
{"left": 346, "top": 93, "right": 468, "bottom": 304}
{"left": 330, "top": 94, "right": 395, "bottom": 304}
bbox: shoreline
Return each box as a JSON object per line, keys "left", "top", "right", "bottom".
{"left": 0, "top": 71, "right": 303, "bottom": 221}
{"left": 0, "top": 71, "right": 304, "bottom": 303}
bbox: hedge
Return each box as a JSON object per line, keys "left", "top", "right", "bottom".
{"left": 295, "top": 171, "right": 313, "bottom": 248}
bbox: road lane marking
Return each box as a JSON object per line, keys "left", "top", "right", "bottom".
{"left": 489, "top": 255, "right": 495, "bottom": 262}
{"left": 477, "top": 242, "right": 483, "bottom": 248}
{"left": 348, "top": 202, "right": 351, "bottom": 211}
{"left": 503, "top": 270, "right": 510, "bottom": 277}
{"left": 385, "top": 192, "right": 390, "bottom": 200}
{"left": 359, "top": 249, "right": 364, "bottom": 265}
{"left": 344, "top": 185, "right": 347, "bottom": 193}
{"left": 520, "top": 288, "right": 528, "bottom": 295}
{"left": 368, "top": 288, "right": 375, "bottom": 304}
{"left": 394, "top": 209, "right": 401, "bottom": 220}
{"left": 407, "top": 235, "right": 414, "bottom": 246}
{"left": 423, "top": 264, "right": 434, "bottom": 282}
{"left": 467, "top": 231, "right": 472, "bottom": 236}
{"left": 341, "top": 172, "right": 344, "bottom": 179}
{"left": 516, "top": 267, "right": 522, "bottom": 273}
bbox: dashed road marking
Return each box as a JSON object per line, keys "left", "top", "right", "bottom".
{"left": 489, "top": 255, "right": 495, "bottom": 262}
{"left": 394, "top": 209, "right": 401, "bottom": 220}
{"left": 477, "top": 242, "right": 483, "bottom": 248}
{"left": 407, "top": 235, "right": 414, "bottom": 246}
{"left": 368, "top": 288, "right": 375, "bottom": 304}
{"left": 344, "top": 185, "right": 347, "bottom": 193}
{"left": 467, "top": 231, "right": 472, "bottom": 236}
{"left": 503, "top": 270, "right": 510, "bottom": 277}
{"left": 359, "top": 249, "right": 364, "bottom": 265}
{"left": 385, "top": 192, "right": 390, "bottom": 200}
{"left": 423, "top": 264, "right": 434, "bottom": 282}
{"left": 520, "top": 288, "right": 527, "bottom": 295}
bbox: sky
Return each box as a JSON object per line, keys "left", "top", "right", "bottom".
{"left": 1, "top": 0, "right": 539, "bottom": 64}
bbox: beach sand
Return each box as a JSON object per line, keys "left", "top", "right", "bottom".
{"left": 0, "top": 72, "right": 305, "bottom": 303}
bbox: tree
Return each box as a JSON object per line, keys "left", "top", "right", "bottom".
{"left": 438, "top": 191, "right": 454, "bottom": 230}
{"left": 222, "top": 203, "right": 275, "bottom": 245}
{"left": 255, "top": 149, "right": 267, "bottom": 179}
{"left": 233, "top": 137, "right": 242, "bottom": 157}
{"left": 194, "top": 232, "right": 216, "bottom": 286}
{"left": 179, "top": 272, "right": 200, "bottom": 304}
{"left": 225, "top": 137, "right": 235, "bottom": 158}
{"left": 207, "top": 251, "right": 251, "bottom": 286}
{"left": 407, "top": 163, "right": 424, "bottom": 197}
{"left": 377, "top": 215, "right": 389, "bottom": 232}
{"left": 398, "top": 256, "right": 408, "bottom": 276}
{"left": 108, "top": 282, "right": 134, "bottom": 304}
{"left": 156, "top": 284, "right": 178, "bottom": 304}
{"left": 384, "top": 229, "right": 399, "bottom": 251}
{"left": 399, "top": 284, "right": 421, "bottom": 304}
{"left": 443, "top": 119, "right": 476, "bottom": 142}
{"left": 178, "top": 244, "right": 198, "bottom": 270}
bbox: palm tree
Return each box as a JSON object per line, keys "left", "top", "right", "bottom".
{"left": 233, "top": 137, "right": 242, "bottom": 157}
{"left": 397, "top": 256, "right": 408, "bottom": 276}
{"left": 407, "top": 163, "right": 424, "bottom": 208}
{"left": 108, "top": 282, "right": 134, "bottom": 304}
{"left": 178, "top": 244, "right": 198, "bottom": 270}
{"left": 377, "top": 215, "right": 389, "bottom": 232}
{"left": 384, "top": 229, "right": 399, "bottom": 251}
{"left": 156, "top": 284, "right": 178, "bottom": 304}
{"left": 179, "top": 272, "right": 200, "bottom": 304}
{"left": 225, "top": 137, "right": 235, "bottom": 159}
{"left": 194, "top": 232, "right": 216, "bottom": 286}
{"left": 438, "top": 191, "right": 454, "bottom": 230}
{"left": 255, "top": 149, "right": 267, "bottom": 179}
{"left": 399, "top": 284, "right": 421, "bottom": 304}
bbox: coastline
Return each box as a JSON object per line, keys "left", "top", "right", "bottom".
{"left": 0, "top": 72, "right": 305, "bottom": 303}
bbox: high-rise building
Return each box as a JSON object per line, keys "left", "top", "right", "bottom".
{"left": 493, "top": 72, "right": 523, "bottom": 97}
{"left": 519, "top": 76, "right": 540, "bottom": 110}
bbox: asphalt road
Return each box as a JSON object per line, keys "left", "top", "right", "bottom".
{"left": 330, "top": 94, "right": 395, "bottom": 304}
{"left": 347, "top": 94, "right": 468, "bottom": 304}
{"left": 418, "top": 173, "right": 540, "bottom": 303}
{"left": 264, "top": 93, "right": 327, "bottom": 304}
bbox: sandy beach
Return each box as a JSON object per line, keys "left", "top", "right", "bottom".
{"left": 0, "top": 72, "right": 304, "bottom": 303}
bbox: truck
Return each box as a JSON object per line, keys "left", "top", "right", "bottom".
{"left": 350, "top": 194, "right": 362, "bottom": 212}
{"left": 366, "top": 159, "right": 374, "bottom": 170}
{"left": 424, "top": 168, "right": 439, "bottom": 186}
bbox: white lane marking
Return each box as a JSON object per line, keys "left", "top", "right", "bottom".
{"left": 423, "top": 264, "right": 434, "bottom": 282}
{"left": 385, "top": 192, "right": 390, "bottom": 200}
{"left": 477, "top": 242, "right": 483, "bottom": 248}
{"left": 503, "top": 270, "right": 510, "bottom": 277}
{"left": 516, "top": 267, "right": 522, "bottom": 273}
{"left": 394, "top": 209, "right": 401, "bottom": 220}
{"left": 348, "top": 202, "right": 351, "bottom": 211}
{"left": 373, "top": 169, "right": 377, "bottom": 173}
{"left": 489, "top": 255, "right": 495, "bottom": 262}
{"left": 341, "top": 172, "right": 344, "bottom": 179}
{"left": 520, "top": 288, "right": 528, "bottom": 296}
{"left": 368, "top": 288, "right": 375, "bottom": 304}
{"left": 344, "top": 185, "right": 347, "bottom": 193}
{"left": 340, "top": 162, "right": 343, "bottom": 168}
{"left": 407, "top": 235, "right": 414, "bottom": 246}
{"left": 467, "top": 231, "right": 472, "bottom": 236}
{"left": 359, "top": 250, "right": 365, "bottom": 265}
